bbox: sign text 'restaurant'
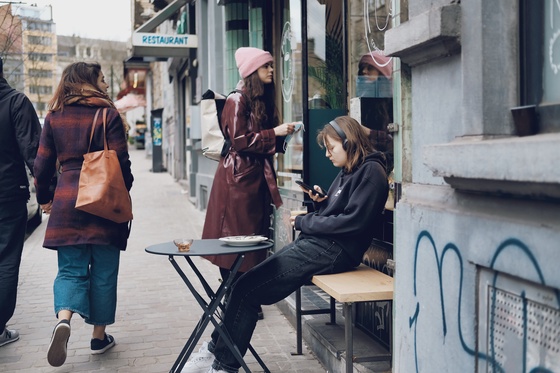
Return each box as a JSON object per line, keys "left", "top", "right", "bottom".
{"left": 132, "top": 33, "right": 198, "bottom": 49}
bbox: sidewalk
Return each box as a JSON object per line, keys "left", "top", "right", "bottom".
{"left": 0, "top": 148, "right": 325, "bottom": 373}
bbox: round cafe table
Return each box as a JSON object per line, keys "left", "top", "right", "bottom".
{"left": 145, "top": 239, "right": 273, "bottom": 373}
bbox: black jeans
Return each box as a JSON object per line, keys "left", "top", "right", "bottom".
{"left": 210, "top": 235, "right": 356, "bottom": 373}
{"left": 0, "top": 199, "right": 27, "bottom": 331}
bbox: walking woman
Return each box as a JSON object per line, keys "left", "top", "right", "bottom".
{"left": 201, "top": 48, "right": 295, "bottom": 300}
{"left": 34, "top": 62, "right": 133, "bottom": 367}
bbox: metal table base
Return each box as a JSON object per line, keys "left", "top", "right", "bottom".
{"left": 146, "top": 240, "right": 272, "bottom": 373}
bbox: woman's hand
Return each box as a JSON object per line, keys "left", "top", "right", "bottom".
{"left": 274, "top": 122, "right": 297, "bottom": 137}
{"left": 41, "top": 201, "right": 53, "bottom": 215}
{"left": 289, "top": 215, "right": 297, "bottom": 227}
{"left": 306, "top": 186, "right": 327, "bottom": 203}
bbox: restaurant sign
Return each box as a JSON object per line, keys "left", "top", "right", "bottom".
{"left": 132, "top": 33, "right": 198, "bottom": 49}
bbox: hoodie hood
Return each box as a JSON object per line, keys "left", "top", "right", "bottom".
{"left": 353, "top": 151, "right": 387, "bottom": 175}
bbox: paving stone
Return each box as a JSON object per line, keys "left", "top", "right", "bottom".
{"left": 0, "top": 149, "right": 326, "bottom": 373}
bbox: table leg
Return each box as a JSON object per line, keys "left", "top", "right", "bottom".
{"left": 185, "top": 256, "right": 269, "bottom": 373}
{"left": 167, "top": 255, "right": 242, "bottom": 372}
{"left": 167, "top": 253, "right": 268, "bottom": 373}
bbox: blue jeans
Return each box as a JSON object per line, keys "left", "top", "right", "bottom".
{"left": 54, "top": 244, "right": 120, "bottom": 325}
{"left": 211, "top": 235, "right": 356, "bottom": 373}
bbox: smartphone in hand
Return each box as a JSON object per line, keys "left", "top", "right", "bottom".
{"left": 295, "top": 180, "right": 326, "bottom": 198}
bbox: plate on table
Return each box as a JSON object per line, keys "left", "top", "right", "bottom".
{"left": 219, "top": 236, "right": 268, "bottom": 246}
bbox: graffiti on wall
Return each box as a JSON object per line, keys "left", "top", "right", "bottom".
{"left": 408, "top": 230, "right": 560, "bottom": 373}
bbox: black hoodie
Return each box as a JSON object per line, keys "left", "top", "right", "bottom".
{"left": 294, "top": 151, "right": 389, "bottom": 264}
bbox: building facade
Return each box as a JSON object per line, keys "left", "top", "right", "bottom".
{"left": 131, "top": 1, "right": 395, "bottom": 371}
{"left": 1, "top": 4, "right": 57, "bottom": 121}
{"left": 1, "top": 4, "right": 130, "bottom": 123}
{"left": 385, "top": 0, "right": 560, "bottom": 372}
{"left": 0, "top": 4, "right": 24, "bottom": 91}
{"left": 131, "top": 0, "right": 560, "bottom": 372}
{"left": 57, "top": 35, "right": 129, "bottom": 101}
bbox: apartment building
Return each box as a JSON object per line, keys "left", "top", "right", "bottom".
{"left": 57, "top": 35, "right": 129, "bottom": 101}
{"left": 13, "top": 4, "right": 57, "bottom": 121}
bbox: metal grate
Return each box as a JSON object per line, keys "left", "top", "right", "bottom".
{"left": 479, "top": 270, "right": 560, "bottom": 372}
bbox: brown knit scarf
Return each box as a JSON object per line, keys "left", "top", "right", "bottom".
{"left": 58, "top": 84, "right": 130, "bottom": 135}
{"left": 62, "top": 84, "right": 115, "bottom": 108}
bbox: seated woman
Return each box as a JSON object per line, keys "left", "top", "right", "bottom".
{"left": 185, "top": 115, "right": 389, "bottom": 373}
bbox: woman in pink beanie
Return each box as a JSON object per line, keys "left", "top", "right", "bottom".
{"left": 358, "top": 50, "right": 392, "bottom": 81}
{"left": 196, "top": 47, "right": 295, "bottom": 340}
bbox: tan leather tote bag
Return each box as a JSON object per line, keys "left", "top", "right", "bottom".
{"left": 75, "top": 108, "right": 133, "bottom": 223}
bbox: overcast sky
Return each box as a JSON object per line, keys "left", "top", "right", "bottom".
{"left": 23, "top": 0, "right": 132, "bottom": 42}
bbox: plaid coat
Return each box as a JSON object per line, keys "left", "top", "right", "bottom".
{"left": 34, "top": 105, "right": 133, "bottom": 250}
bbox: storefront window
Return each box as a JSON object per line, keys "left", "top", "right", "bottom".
{"left": 348, "top": 0, "right": 396, "bottom": 348}
{"left": 276, "top": 0, "right": 304, "bottom": 190}
{"left": 348, "top": 0, "right": 394, "bottom": 174}
{"left": 304, "top": 0, "right": 347, "bottom": 190}
{"left": 307, "top": 0, "right": 344, "bottom": 110}
{"left": 520, "top": 0, "right": 560, "bottom": 133}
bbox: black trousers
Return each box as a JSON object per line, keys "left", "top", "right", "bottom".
{"left": 0, "top": 199, "right": 27, "bottom": 331}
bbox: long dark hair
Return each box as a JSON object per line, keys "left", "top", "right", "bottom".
{"left": 243, "top": 72, "right": 279, "bottom": 129}
{"left": 49, "top": 62, "right": 103, "bottom": 112}
{"left": 317, "top": 116, "right": 375, "bottom": 172}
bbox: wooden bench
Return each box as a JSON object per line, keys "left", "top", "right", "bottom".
{"left": 294, "top": 264, "right": 394, "bottom": 373}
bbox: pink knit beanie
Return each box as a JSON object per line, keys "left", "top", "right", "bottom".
{"left": 359, "top": 51, "right": 392, "bottom": 79}
{"left": 235, "top": 47, "right": 273, "bottom": 79}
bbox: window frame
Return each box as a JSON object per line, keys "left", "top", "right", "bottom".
{"left": 519, "top": 0, "right": 560, "bottom": 134}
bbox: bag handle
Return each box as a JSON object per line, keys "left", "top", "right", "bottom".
{"left": 102, "top": 108, "right": 108, "bottom": 151}
{"left": 87, "top": 108, "right": 109, "bottom": 153}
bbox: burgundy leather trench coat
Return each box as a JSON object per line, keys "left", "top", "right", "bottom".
{"left": 202, "top": 89, "right": 284, "bottom": 272}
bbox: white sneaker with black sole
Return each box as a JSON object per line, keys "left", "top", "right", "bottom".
{"left": 47, "top": 320, "right": 71, "bottom": 367}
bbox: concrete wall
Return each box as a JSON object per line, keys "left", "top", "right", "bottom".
{"left": 410, "top": 55, "right": 462, "bottom": 185}
{"left": 386, "top": 0, "right": 560, "bottom": 372}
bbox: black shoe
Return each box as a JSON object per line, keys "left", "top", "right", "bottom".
{"left": 90, "top": 333, "right": 115, "bottom": 355}
{"left": 47, "top": 320, "right": 71, "bottom": 367}
{"left": 257, "top": 306, "right": 264, "bottom": 320}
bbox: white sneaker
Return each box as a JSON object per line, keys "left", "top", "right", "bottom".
{"left": 206, "top": 368, "right": 229, "bottom": 373}
{"left": 198, "top": 341, "right": 211, "bottom": 354}
{"left": 181, "top": 342, "right": 214, "bottom": 373}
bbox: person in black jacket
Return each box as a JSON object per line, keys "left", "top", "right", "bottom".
{"left": 185, "top": 116, "right": 389, "bottom": 373}
{"left": 0, "top": 57, "right": 42, "bottom": 347}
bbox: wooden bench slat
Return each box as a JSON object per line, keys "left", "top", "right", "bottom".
{"left": 311, "top": 264, "right": 393, "bottom": 303}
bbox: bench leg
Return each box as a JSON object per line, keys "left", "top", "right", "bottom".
{"left": 293, "top": 287, "right": 303, "bottom": 355}
{"left": 344, "top": 302, "right": 353, "bottom": 373}
{"left": 292, "top": 287, "right": 337, "bottom": 356}
{"left": 328, "top": 296, "right": 336, "bottom": 325}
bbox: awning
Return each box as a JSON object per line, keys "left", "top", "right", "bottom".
{"left": 115, "top": 93, "right": 147, "bottom": 113}
{"left": 131, "top": 0, "right": 197, "bottom": 59}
